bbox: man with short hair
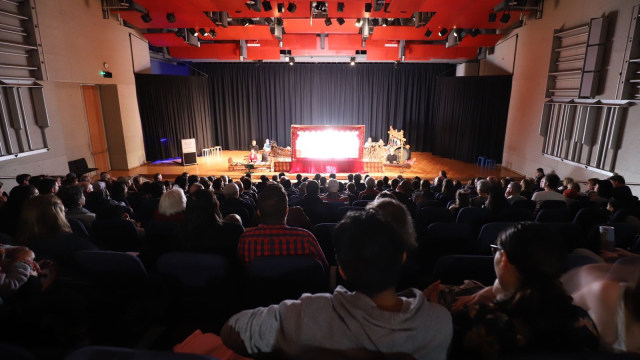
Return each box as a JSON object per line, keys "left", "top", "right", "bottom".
{"left": 223, "top": 210, "right": 451, "bottom": 359}
{"left": 505, "top": 181, "right": 527, "bottom": 204}
{"left": 16, "top": 174, "right": 30, "bottom": 186}
{"left": 36, "top": 177, "right": 59, "bottom": 195}
{"left": 220, "top": 183, "right": 253, "bottom": 226}
{"left": 358, "top": 177, "right": 379, "bottom": 200}
{"left": 59, "top": 185, "right": 96, "bottom": 230}
{"left": 237, "top": 183, "right": 326, "bottom": 266}
{"left": 153, "top": 173, "right": 163, "bottom": 182}
{"left": 531, "top": 173, "right": 565, "bottom": 204}
{"left": 609, "top": 174, "right": 634, "bottom": 205}
{"left": 470, "top": 179, "right": 492, "bottom": 208}
{"left": 249, "top": 139, "right": 259, "bottom": 152}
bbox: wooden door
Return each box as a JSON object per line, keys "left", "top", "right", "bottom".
{"left": 82, "top": 85, "right": 110, "bottom": 172}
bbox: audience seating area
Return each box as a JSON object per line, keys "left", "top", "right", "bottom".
{"left": 0, "top": 170, "right": 639, "bottom": 359}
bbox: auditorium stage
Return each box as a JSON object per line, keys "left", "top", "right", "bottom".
{"left": 110, "top": 151, "right": 522, "bottom": 182}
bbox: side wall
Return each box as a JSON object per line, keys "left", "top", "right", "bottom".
{"left": 500, "top": 0, "right": 640, "bottom": 187}
{"left": 0, "top": 0, "right": 147, "bottom": 187}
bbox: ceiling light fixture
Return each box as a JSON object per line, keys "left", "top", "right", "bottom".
{"left": 500, "top": 11, "right": 511, "bottom": 23}
{"left": 488, "top": 13, "right": 497, "bottom": 22}
{"left": 289, "top": 56, "right": 295, "bottom": 65}
{"left": 325, "top": 18, "right": 332, "bottom": 26}
{"left": 425, "top": 28, "right": 432, "bottom": 37}
{"left": 337, "top": 2, "right": 344, "bottom": 12}
{"left": 350, "top": 56, "right": 356, "bottom": 66}
{"left": 438, "top": 27, "right": 448, "bottom": 36}
{"left": 188, "top": 28, "right": 198, "bottom": 37}
{"left": 364, "top": 2, "right": 372, "bottom": 13}
{"left": 141, "top": 11, "right": 152, "bottom": 23}
{"left": 287, "top": 2, "right": 296, "bottom": 13}
{"left": 336, "top": 17, "right": 345, "bottom": 25}
{"left": 471, "top": 28, "right": 480, "bottom": 37}
{"left": 166, "top": 13, "right": 176, "bottom": 23}
{"left": 277, "top": 3, "right": 284, "bottom": 12}
{"left": 262, "top": 1, "right": 273, "bottom": 11}
{"left": 198, "top": 28, "right": 209, "bottom": 37}
{"left": 355, "top": 18, "right": 363, "bottom": 27}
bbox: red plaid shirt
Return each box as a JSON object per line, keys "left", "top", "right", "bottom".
{"left": 238, "top": 224, "right": 327, "bottom": 266}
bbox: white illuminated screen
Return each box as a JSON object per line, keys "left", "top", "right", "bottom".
{"left": 295, "top": 129, "right": 360, "bottom": 159}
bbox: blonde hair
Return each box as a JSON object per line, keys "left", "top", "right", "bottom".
{"left": 158, "top": 188, "right": 187, "bottom": 216}
{"left": 18, "top": 195, "right": 72, "bottom": 245}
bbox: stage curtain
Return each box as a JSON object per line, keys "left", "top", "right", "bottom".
{"left": 134, "top": 74, "right": 214, "bottom": 161}
{"left": 430, "top": 75, "right": 512, "bottom": 163}
{"left": 191, "top": 62, "right": 452, "bottom": 152}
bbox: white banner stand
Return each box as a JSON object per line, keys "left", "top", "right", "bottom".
{"left": 181, "top": 138, "right": 197, "bottom": 166}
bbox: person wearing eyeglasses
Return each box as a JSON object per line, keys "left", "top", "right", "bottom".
{"left": 425, "top": 222, "right": 599, "bottom": 359}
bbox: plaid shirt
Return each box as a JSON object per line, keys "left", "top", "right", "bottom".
{"left": 238, "top": 224, "right": 327, "bottom": 266}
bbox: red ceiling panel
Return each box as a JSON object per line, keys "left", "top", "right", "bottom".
{"left": 282, "top": 34, "right": 318, "bottom": 50}
{"left": 200, "top": 25, "right": 274, "bottom": 40}
{"left": 283, "top": 18, "right": 360, "bottom": 34}
{"left": 458, "top": 33, "right": 502, "bottom": 47}
{"left": 208, "top": 0, "right": 311, "bottom": 19}
{"left": 143, "top": 33, "right": 190, "bottom": 48}
{"left": 369, "top": 26, "right": 446, "bottom": 41}
{"left": 169, "top": 43, "right": 240, "bottom": 60}
{"left": 118, "top": 9, "right": 214, "bottom": 29}
{"left": 366, "top": 46, "right": 401, "bottom": 61}
{"left": 405, "top": 44, "right": 478, "bottom": 60}
{"left": 246, "top": 46, "right": 281, "bottom": 60}
{"left": 291, "top": 49, "right": 356, "bottom": 56}
{"left": 326, "top": 35, "right": 365, "bottom": 51}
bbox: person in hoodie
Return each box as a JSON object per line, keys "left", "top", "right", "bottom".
{"left": 221, "top": 210, "right": 452, "bottom": 359}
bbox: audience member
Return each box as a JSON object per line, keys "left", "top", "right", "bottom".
{"left": 222, "top": 210, "right": 451, "bottom": 359}
{"left": 237, "top": 184, "right": 326, "bottom": 266}
{"left": 449, "top": 190, "right": 470, "bottom": 218}
{"left": 156, "top": 188, "right": 187, "bottom": 222}
{"left": 470, "top": 179, "right": 491, "bottom": 208}
{"left": 358, "top": 177, "right": 379, "bottom": 200}
{"left": 531, "top": 173, "right": 565, "bottom": 205}
{"left": 505, "top": 181, "right": 526, "bottom": 204}
{"left": 220, "top": 183, "right": 253, "bottom": 227}
{"left": 58, "top": 185, "right": 96, "bottom": 230}
{"left": 322, "top": 179, "right": 349, "bottom": 203}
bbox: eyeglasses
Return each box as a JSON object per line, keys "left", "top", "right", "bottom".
{"left": 490, "top": 244, "right": 504, "bottom": 256}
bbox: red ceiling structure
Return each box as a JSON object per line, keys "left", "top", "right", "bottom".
{"left": 114, "top": 0, "right": 531, "bottom": 62}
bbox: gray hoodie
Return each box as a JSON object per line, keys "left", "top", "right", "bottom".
{"left": 222, "top": 286, "right": 452, "bottom": 359}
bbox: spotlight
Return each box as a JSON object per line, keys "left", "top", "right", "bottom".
{"left": 277, "top": 3, "right": 284, "bottom": 12}
{"left": 500, "top": 11, "right": 511, "bottom": 23}
{"left": 276, "top": 17, "right": 284, "bottom": 26}
{"left": 355, "top": 18, "right": 363, "bottom": 27}
{"left": 262, "top": 1, "right": 272, "bottom": 11}
{"left": 324, "top": 18, "right": 332, "bottom": 26}
{"left": 188, "top": 28, "right": 198, "bottom": 37}
{"left": 336, "top": 17, "right": 345, "bottom": 25}
{"left": 289, "top": 56, "right": 295, "bottom": 65}
{"left": 337, "top": 2, "right": 344, "bottom": 12}
{"left": 424, "top": 28, "right": 432, "bottom": 37}
{"left": 381, "top": 19, "right": 387, "bottom": 26}
{"left": 174, "top": 29, "right": 185, "bottom": 38}
{"left": 438, "top": 27, "right": 447, "bottom": 36}
{"left": 364, "top": 2, "right": 372, "bottom": 13}
{"left": 350, "top": 56, "right": 356, "bottom": 66}
{"left": 166, "top": 13, "right": 176, "bottom": 23}
{"left": 287, "top": 2, "right": 296, "bottom": 13}
{"left": 373, "top": 0, "right": 384, "bottom": 12}
{"left": 471, "top": 28, "right": 480, "bottom": 37}
{"left": 371, "top": 18, "right": 380, "bottom": 26}
{"left": 141, "top": 11, "right": 152, "bottom": 23}
{"left": 488, "top": 13, "right": 497, "bottom": 22}
{"left": 453, "top": 28, "right": 461, "bottom": 37}
{"left": 315, "top": 1, "right": 326, "bottom": 12}
{"left": 265, "top": 17, "right": 274, "bottom": 25}
{"left": 210, "top": 29, "right": 217, "bottom": 38}
{"left": 198, "top": 28, "right": 209, "bottom": 37}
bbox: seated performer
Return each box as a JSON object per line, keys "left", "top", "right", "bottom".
{"left": 249, "top": 140, "right": 259, "bottom": 152}
{"left": 364, "top": 137, "right": 374, "bottom": 148}
{"left": 263, "top": 139, "right": 271, "bottom": 152}
{"left": 248, "top": 149, "right": 258, "bottom": 163}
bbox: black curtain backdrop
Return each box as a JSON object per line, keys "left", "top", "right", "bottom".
{"left": 191, "top": 62, "right": 452, "bottom": 152}
{"left": 135, "top": 74, "right": 214, "bottom": 161}
{"left": 430, "top": 75, "right": 512, "bottom": 163}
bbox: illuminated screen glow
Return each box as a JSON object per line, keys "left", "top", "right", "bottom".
{"left": 295, "top": 129, "right": 360, "bottom": 159}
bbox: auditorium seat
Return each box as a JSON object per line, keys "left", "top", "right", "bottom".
{"left": 477, "top": 222, "right": 519, "bottom": 255}
{"left": 420, "top": 200, "right": 445, "bottom": 208}
{"left": 360, "top": 194, "right": 377, "bottom": 201}
{"left": 456, "top": 207, "right": 493, "bottom": 236}
{"left": 65, "top": 346, "right": 218, "bottom": 360}
{"left": 539, "top": 200, "right": 568, "bottom": 210}
{"left": 539, "top": 222, "right": 583, "bottom": 251}
{"left": 418, "top": 223, "right": 474, "bottom": 274}
{"left": 535, "top": 208, "right": 572, "bottom": 223}
{"left": 573, "top": 207, "right": 611, "bottom": 233}
{"left": 311, "top": 223, "right": 338, "bottom": 266}
{"left": 243, "top": 255, "right": 328, "bottom": 308}
{"left": 90, "top": 218, "right": 141, "bottom": 252}
{"left": 496, "top": 207, "right": 532, "bottom": 222}
{"left": 336, "top": 206, "right": 365, "bottom": 220}
{"left": 511, "top": 199, "right": 536, "bottom": 211}
{"left": 67, "top": 218, "right": 89, "bottom": 238}
{"left": 352, "top": 200, "right": 372, "bottom": 207}
{"left": 609, "top": 222, "right": 639, "bottom": 249}
{"left": 415, "top": 207, "right": 453, "bottom": 234}
{"left": 432, "top": 255, "right": 496, "bottom": 286}
{"left": 325, "top": 201, "right": 348, "bottom": 223}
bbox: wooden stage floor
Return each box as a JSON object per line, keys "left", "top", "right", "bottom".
{"left": 110, "top": 151, "right": 521, "bottom": 182}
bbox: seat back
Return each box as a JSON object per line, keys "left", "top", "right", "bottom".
{"left": 456, "top": 207, "right": 493, "bottom": 236}
{"left": 573, "top": 207, "right": 610, "bottom": 232}
{"left": 609, "top": 222, "right": 640, "bottom": 249}
{"left": 90, "top": 219, "right": 141, "bottom": 252}
{"left": 432, "top": 255, "right": 496, "bottom": 286}
{"left": 564, "top": 253, "right": 599, "bottom": 273}
{"left": 65, "top": 346, "right": 217, "bottom": 360}
{"left": 535, "top": 208, "right": 572, "bottom": 223}
{"left": 325, "top": 202, "right": 347, "bottom": 223}
{"left": 477, "top": 222, "right": 519, "bottom": 255}
{"left": 539, "top": 200, "right": 567, "bottom": 210}
{"left": 311, "top": 223, "right": 338, "bottom": 266}
{"left": 157, "top": 252, "right": 230, "bottom": 289}
{"left": 496, "top": 207, "right": 532, "bottom": 222}
{"left": 352, "top": 200, "right": 372, "bottom": 207}
{"left": 74, "top": 250, "right": 147, "bottom": 282}
{"left": 67, "top": 218, "right": 89, "bottom": 237}
{"left": 360, "top": 193, "right": 377, "bottom": 201}
{"left": 539, "top": 222, "right": 583, "bottom": 251}
{"left": 420, "top": 200, "right": 445, "bottom": 208}
{"left": 415, "top": 207, "right": 453, "bottom": 233}
{"left": 511, "top": 199, "right": 536, "bottom": 211}
{"left": 336, "top": 206, "right": 365, "bottom": 221}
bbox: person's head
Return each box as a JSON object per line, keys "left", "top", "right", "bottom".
{"left": 158, "top": 188, "right": 187, "bottom": 216}
{"left": 199, "top": 177, "right": 211, "bottom": 190}
{"left": 333, "top": 210, "right": 406, "bottom": 297}
{"left": 241, "top": 177, "right": 253, "bottom": 191}
{"left": 535, "top": 168, "right": 545, "bottom": 178}
{"left": 494, "top": 222, "right": 566, "bottom": 295}
{"left": 439, "top": 170, "right": 447, "bottom": 178}
{"left": 306, "top": 180, "right": 320, "bottom": 196}
{"left": 36, "top": 177, "right": 58, "bottom": 195}
{"left": 153, "top": 173, "right": 162, "bottom": 182}
{"left": 251, "top": 139, "right": 256, "bottom": 146}
{"left": 596, "top": 180, "right": 613, "bottom": 199}
{"left": 353, "top": 173, "right": 362, "bottom": 184}
{"left": 16, "top": 173, "right": 30, "bottom": 186}
{"left": 63, "top": 173, "right": 78, "bottom": 187}
{"left": 296, "top": 173, "right": 302, "bottom": 182}
{"left": 376, "top": 191, "right": 397, "bottom": 200}
{"left": 543, "top": 173, "right": 560, "bottom": 191}
{"left": 346, "top": 182, "right": 356, "bottom": 194}
{"left": 250, "top": 149, "right": 255, "bottom": 155}
{"left": 477, "top": 179, "right": 491, "bottom": 196}
{"left": 148, "top": 181, "right": 165, "bottom": 198}
{"left": 455, "top": 190, "right": 470, "bottom": 208}
{"left": 329, "top": 173, "right": 336, "bottom": 179}
{"left": 562, "top": 177, "right": 574, "bottom": 187}
{"left": 569, "top": 182, "right": 580, "bottom": 192}
{"left": 366, "top": 198, "right": 416, "bottom": 248}
{"left": 110, "top": 182, "right": 127, "bottom": 199}
{"left": 521, "top": 178, "right": 534, "bottom": 192}
{"left": 347, "top": 174, "right": 354, "bottom": 182}
{"left": 18, "top": 195, "right": 71, "bottom": 244}
{"left": 390, "top": 178, "right": 400, "bottom": 190}
{"left": 326, "top": 179, "right": 340, "bottom": 193}
{"left": 441, "top": 178, "right": 455, "bottom": 195}
{"left": 96, "top": 204, "right": 129, "bottom": 221}
{"left": 500, "top": 178, "right": 511, "bottom": 191}
{"left": 376, "top": 179, "right": 384, "bottom": 190}
{"left": 223, "top": 183, "right": 239, "bottom": 199}
{"left": 587, "top": 178, "right": 599, "bottom": 191}
{"left": 609, "top": 175, "right": 626, "bottom": 187}
{"left": 319, "top": 177, "right": 327, "bottom": 187}
{"left": 420, "top": 179, "right": 431, "bottom": 192}
{"left": 265, "top": 138, "right": 269, "bottom": 144}
{"left": 100, "top": 172, "right": 111, "bottom": 181}
{"left": 382, "top": 176, "right": 389, "bottom": 185}
{"left": 58, "top": 185, "right": 85, "bottom": 210}
{"left": 365, "top": 177, "right": 376, "bottom": 189}
{"left": 184, "top": 189, "right": 223, "bottom": 230}
{"left": 187, "top": 174, "right": 199, "bottom": 187}
{"left": 257, "top": 184, "right": 288, "bottom": 225}
{"left": 505, "top": 181, "right": 522, "bottom": 198}
{"left": 174, "top": 175, "right": 188, "bottom": 191}
{"left": 397, "top": 179, "right": 413, "bottom": 195}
